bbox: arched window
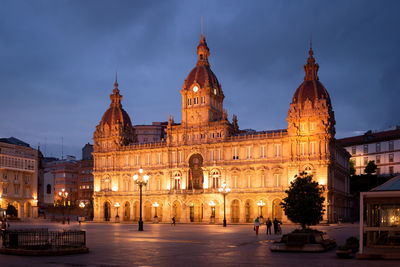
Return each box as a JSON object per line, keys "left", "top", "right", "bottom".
{"left": 211, "top": 170, "right": 220, "bottom": 189}
{"left": 101, "top": 176, "right": 111, "bottom": 192}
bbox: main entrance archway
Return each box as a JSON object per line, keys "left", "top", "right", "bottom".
{"left": 188, "top": 154, "right": 203, "bottom": 189}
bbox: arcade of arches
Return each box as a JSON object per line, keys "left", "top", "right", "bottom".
{"left": 97, "top": 196, "right": 283, "bottom": 224}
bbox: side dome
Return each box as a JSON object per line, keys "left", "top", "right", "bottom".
{"left": 291, "top": 47, "right": 331, "bottom": 106}
{"left": 100, "top": 80, "right": 132, "bottom": 128}
{"left": 183, "top": 34, "right": 222, "bottom": 95}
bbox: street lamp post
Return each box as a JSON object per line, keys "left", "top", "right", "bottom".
{"left": 257, "top": 200, "right": 266, "bottom": 217}
{"left": 218, "top": 183, "right": 231, "bottom": 227}
{"left": 114, "top": 202, "right": 120, "bottom": 223}
{"left": 152, "top": 202, "right": 159, "bottom": 223}
{"left": 209, "top": 200, "right": 216, "bottom": 224}
{"left": 133, "top": 167, "right": 149, "bottom": 231}
{"left": 58, "top": 188, "right": 68, "bottom": 224}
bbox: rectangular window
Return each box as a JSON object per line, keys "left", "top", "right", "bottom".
{"left": 274, "top": 174, "right": 280, "bottom": 187}
{"left": 275, "top": 144, "right": 281, "bottom": 158}
{"left": 247, "top": 146, "right": 251, "bottom": 159}
{"left": 146, "top": 154, "right": 150, "bottom": 165}
{"left": 210, "top": 150, "right": 214, "bottom": 161}
{"left": 158, "top": 153, "right": 161, "bottom": 165}
{"left": 389, "top": 153, "right": 394, "bottom": 163}
{"left": 389, "top": 141, "right": 394, "bottom": 151}
{"left": 261, "top": 145, "right": 265, "bottom": 158}
{"left": 193, "top": 97, "right": 198, "bottom": 104}
{"left": 352, "top": 146, "right": 356, "bottom": 155}
{"left": 310, "top": 122, "right": 315, "bottom": 131}
{"left": 135, "top": 155, "right": 139, "bottom": 166}
{"left": 300, "top": 123, "right": 305, "bottom": 131}
{"left": 363, "top": 144, "right": 368, "bottom": 154}
{"left": 389, "top": 166, "right": 394, "bottom": 175}
{"left": 247, "top": 175, "right": 251, "bottom": 188}
{"left": 376, "top": 155, "right": 381, "bottom": 164}
{"left": 233, "top": 147, "right": 239, "bottom": 160}
{"left": 172, "top": 152, "right": 176, "bottom": 164}
{"left": 376, "top": 168, "right": 380, "bottom": 175}
{"left": 233, "top": 175, "right": 237, "bottom": 188}
{"left": 201, "top": 96, "right": 205, "bottom": 104}
{"left": 217, "top": 149, "right": 221, "bottom": 161}
{"left": 261, "top": 175, "right": 265, "bottom": 187}
{"left": 364, "top": 157, "right": 368, "bottom": 165}
{"left": 125, "top": 155, "right": 129, "bottom": 166}
{"left": 300, "top": 143, "right": 306, "bottom": 156}
{"left": 178, "top": 151, "right": 182, "bottom": 163}
{"left": 376, "top": 143, "right": 381, "bottom": 153}
{"left": 14, "top": 184, "right": 20, "bottom": 195}
{"left": 187, "top": 98, "right": 191, "bottom": 106}
{"left": 310, "top": 142, "right": 316, "bottom": 155}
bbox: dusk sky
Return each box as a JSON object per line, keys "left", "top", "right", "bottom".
{"left": 1, "top": 0, "right": 399, "bottom": 159}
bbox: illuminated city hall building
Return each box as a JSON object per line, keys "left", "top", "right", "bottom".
{"left": 92, "top": 35, "right": 350, "bottom": 224}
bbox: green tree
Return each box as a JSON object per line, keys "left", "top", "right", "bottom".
{"left": 364, "top": 160, "right": 377, "bottom": 175}
{"left": 349, "top": 159, "right": 356, "bottom": 176}
{"left": 281, "top": 172, "right": 325, "bottom": 229}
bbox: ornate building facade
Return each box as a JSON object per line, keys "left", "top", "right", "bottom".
{"left": 92, "top": 35, "right": 350, "bottom": 224}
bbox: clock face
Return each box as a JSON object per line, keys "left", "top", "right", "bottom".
{"left": 193, "top": 86, "right": 199, "bottom": 92}
{"left": 214, "top": 88, "right": 217, "bottom": 95}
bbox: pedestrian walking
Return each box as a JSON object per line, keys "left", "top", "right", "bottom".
{"left": 67, "top": 216, "right": 70, "bottom": 225}
{"left": 171, "top": 217, "right": 176, "bottom": 226}
{"left": 266, "top": 218, "right": 272, "bottom": 235}
{"left": 254, "top": 216, "right": 260, "bottom": 235}
{"left": 273, "top": 218, "right": 282, "bottom": 235}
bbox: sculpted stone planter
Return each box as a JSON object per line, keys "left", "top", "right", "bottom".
{"left": 270, "top": 230, "right": 336, "bottom": 252}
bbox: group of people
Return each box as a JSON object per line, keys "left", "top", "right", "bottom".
{"left": 254, "top": 216, "right": 282, "bottom": 235}
{"left": 0, "top": 217, "right": 10, "bottom": 241}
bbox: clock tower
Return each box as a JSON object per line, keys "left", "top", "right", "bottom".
{"left": 180, "top": 34, "right": 225, "bottom": 127}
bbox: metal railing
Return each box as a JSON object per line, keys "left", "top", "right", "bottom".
{"left": 1, "top": 229, "right": 86, "bottom": 250}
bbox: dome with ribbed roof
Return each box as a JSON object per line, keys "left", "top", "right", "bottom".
{"left": 292, "top": 47, "right": 331, "bottom": 106}
{"left": 100, "top": 80, "right": 132, "bottom": 128}
{"left": 183, "top": 35, "right": 222, "bottom": 95}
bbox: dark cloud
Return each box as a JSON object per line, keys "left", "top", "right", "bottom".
{"left": 1, "top": 0, "right": 399, "bottom": 158}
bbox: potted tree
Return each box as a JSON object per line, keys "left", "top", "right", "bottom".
{"left": 271, "top": 172, "right": 336, "bottom": 252}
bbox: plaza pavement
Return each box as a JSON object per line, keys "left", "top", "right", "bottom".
{"left": 0, "top": 221, "right": 398, "bottom": 267}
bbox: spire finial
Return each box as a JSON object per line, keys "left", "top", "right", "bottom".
{"left": 114, "top": 72, "right": 118, "bottom": 88}
{"left": 304, "top": 40, "right": 319, "bottom": 81}
{"left": 201, "top": 16, "right": 203, "bottom": 38}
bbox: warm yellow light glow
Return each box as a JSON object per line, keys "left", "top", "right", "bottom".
{"left": 319, "top": 179, "right": 326, "bottom": 186}
{"left": 257, "top": 200, "right": 265, "bottom": 207}
{"left": 114, "top": 202, "right": 120, "bottom": 208}
{"left": 152, "top": 202, "right": 159, "bottom": 207}
{"left": 79, "top": 202, "right": 85, "bottom": 208}
{"left": 209, "top": 200, "right": 216, "bottom": 207}
{"left": 112, "top": 186, "right": 118, "bottom": 191}
{"left": 166, "top": 184, "right": 170, "bottom": 190}
{"left": 94, "top": 186, "right": 100, "bottom": 192}
{"left": 133, "top": 174, "right": 138, "bottom": 181}
{"left": 139, "top": 168, "right": 143, "bottom": 174}
{"left": 144, "top": 175, "right": 149, "bottom": 182}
